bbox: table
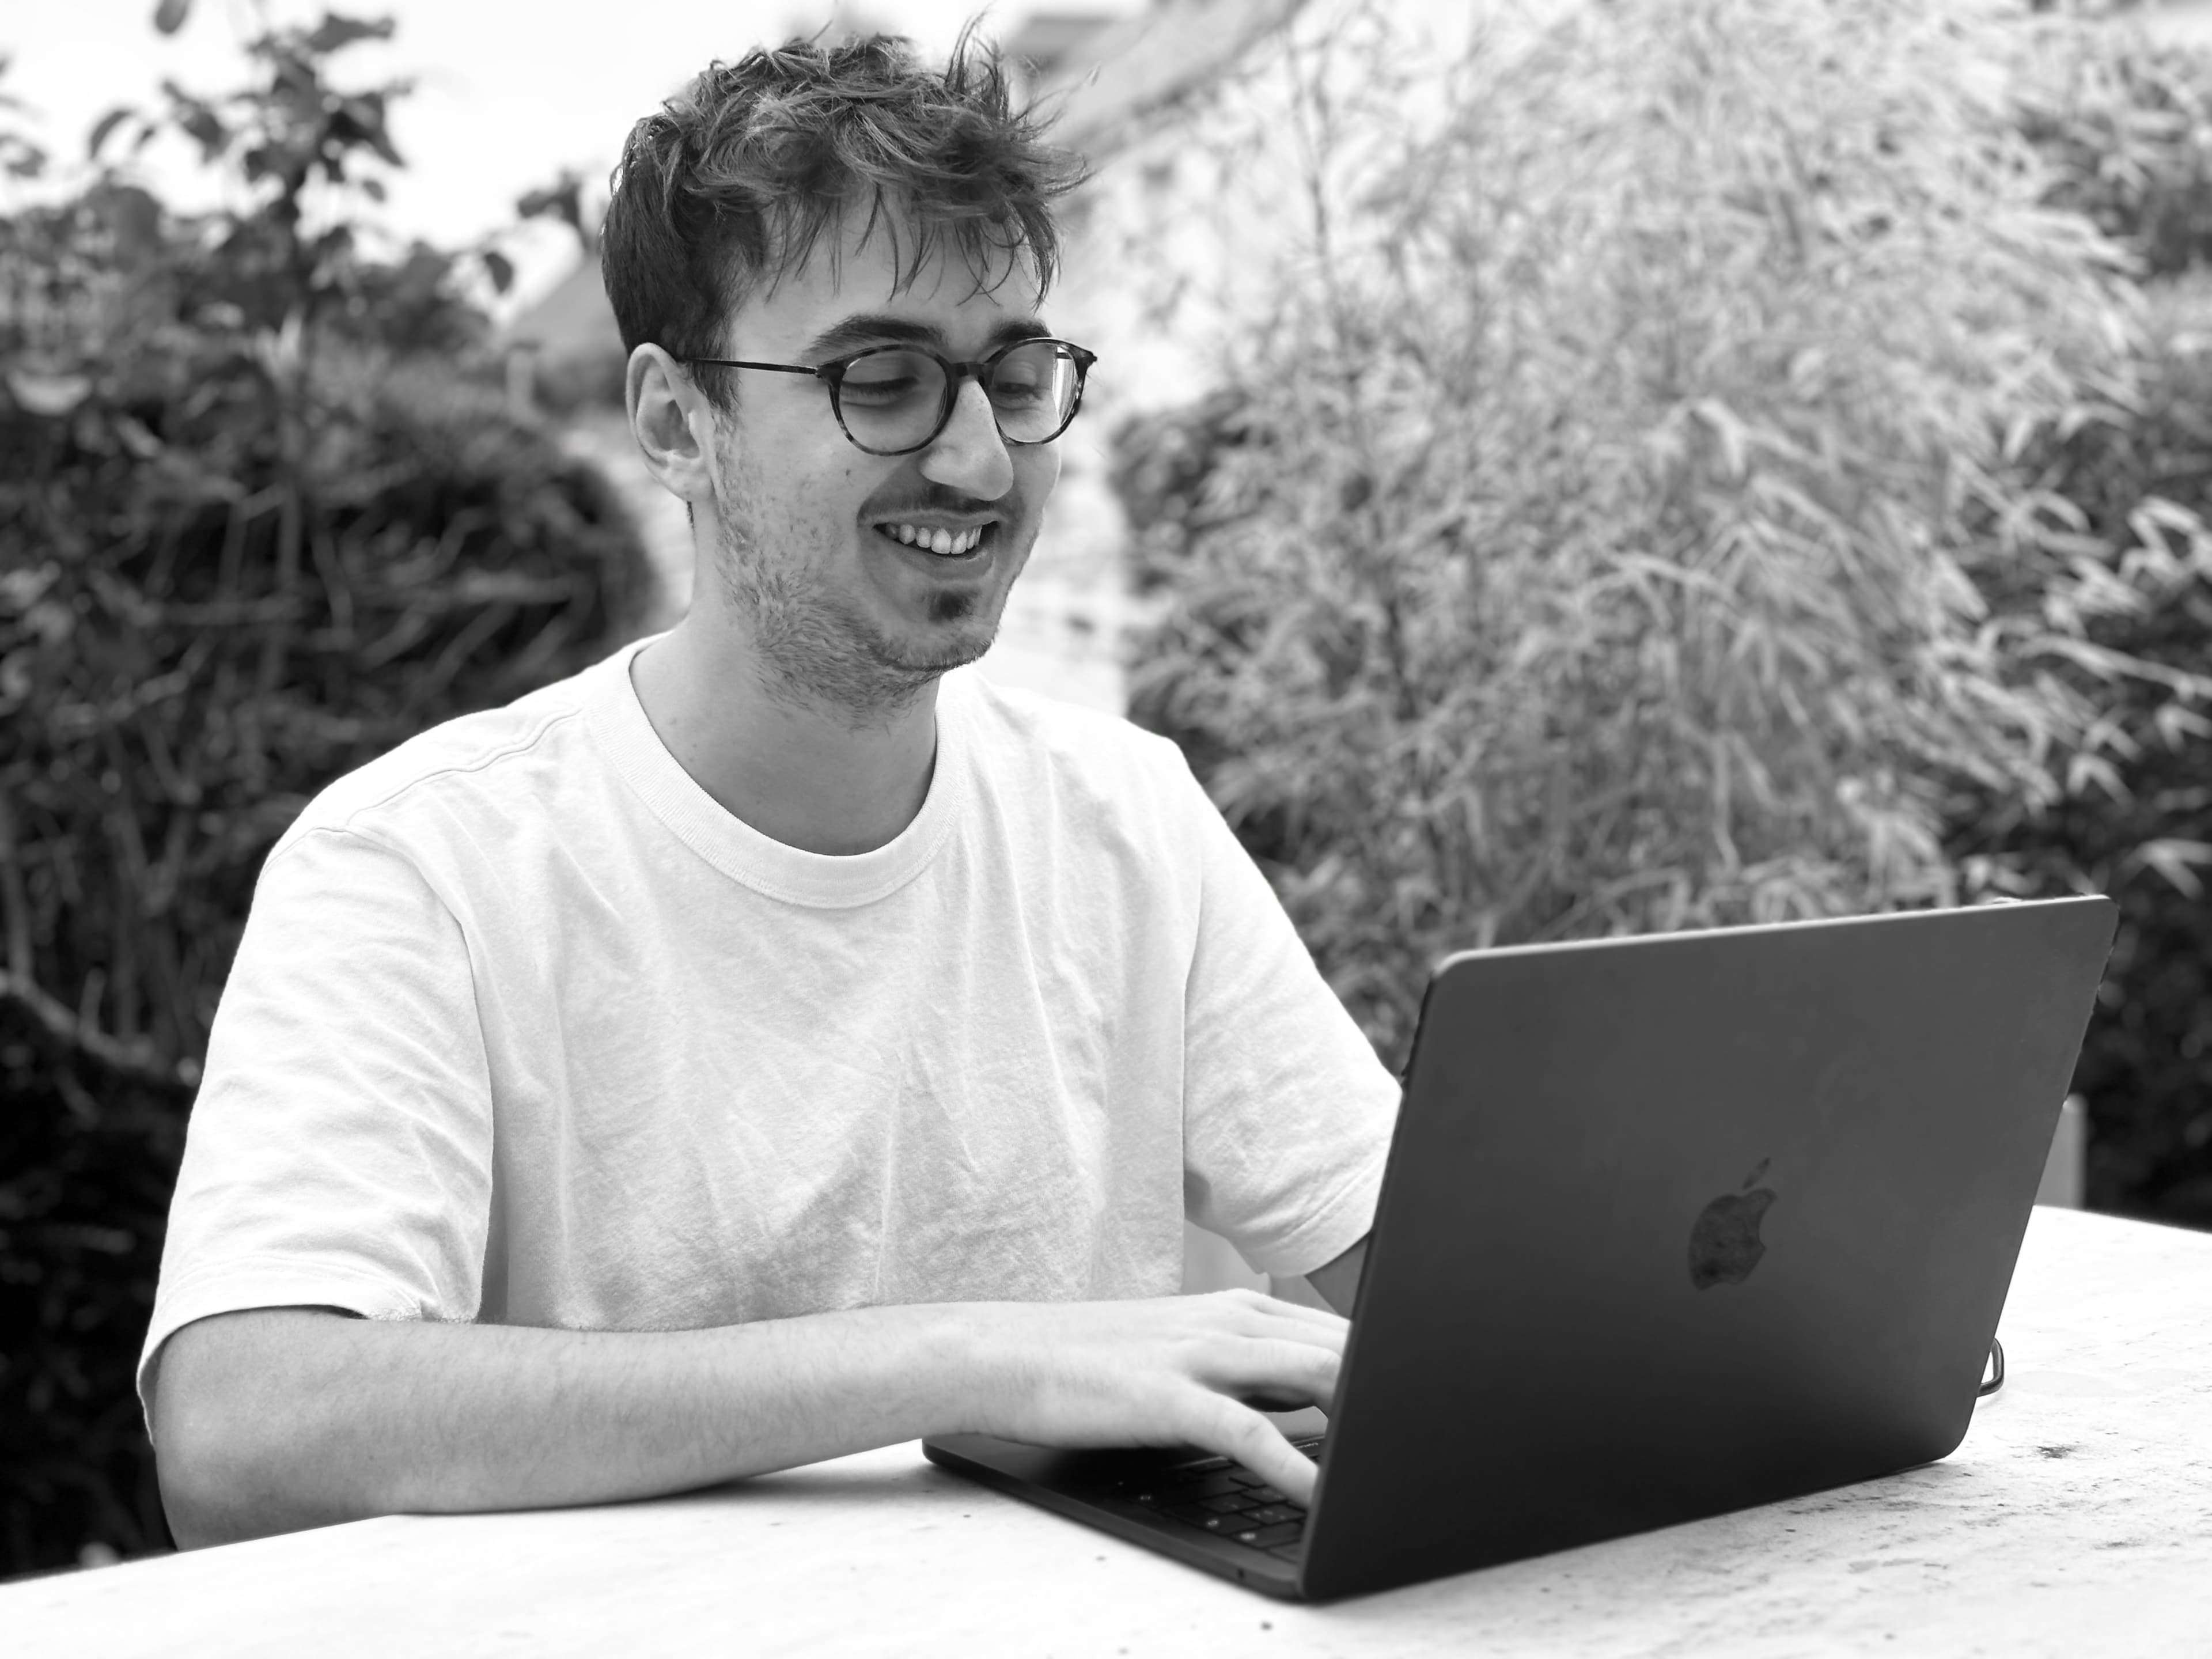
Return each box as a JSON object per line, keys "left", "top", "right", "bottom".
{"left": 9, "top": 1207, "right": 2210, "bottom": 1657}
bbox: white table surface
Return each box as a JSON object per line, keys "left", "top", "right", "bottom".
{"left": 10, "top": 1206, "right": 2210, "bottom": 1658}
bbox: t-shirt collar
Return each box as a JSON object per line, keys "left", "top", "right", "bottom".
{"left": 585, "top": 635, "right": 969, "bottom": 908}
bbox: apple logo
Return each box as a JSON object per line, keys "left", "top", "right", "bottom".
{"left": 1688, "top": 1158, "right": 1778, "bottom": 1290}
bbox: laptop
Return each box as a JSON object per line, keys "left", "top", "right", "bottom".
{"left": 923, "top": 897, "right": 2118, "bottom": 1601}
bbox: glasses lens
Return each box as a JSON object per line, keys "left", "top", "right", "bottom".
{"left": 984, "top": 340, "right": 1079, "bottom": 442}
{"left": 835, "top": 349, "right": 948, "bottom": 450}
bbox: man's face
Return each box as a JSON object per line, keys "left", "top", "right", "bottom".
{"left": 700, "top": 215, "right": 1063, "bottom": 721}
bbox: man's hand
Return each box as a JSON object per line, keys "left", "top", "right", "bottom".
{"left": 964, "top": 1290, "right": 1344, "bottom": 1504}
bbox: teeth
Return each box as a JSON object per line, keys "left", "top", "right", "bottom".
{"left": 881, "top": 522, "right": 984, "bottom": 555}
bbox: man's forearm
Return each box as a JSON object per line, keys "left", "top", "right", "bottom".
{"left": 156, "top": 1289, "right": 1350, "bottom": 1548}
{"left": 153, "top": 1304, "right": 978, "bottom": 1547}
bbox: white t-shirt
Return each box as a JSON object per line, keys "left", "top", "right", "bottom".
{"left": 141, "top": 639, "right": 1399, "bottom": 1404}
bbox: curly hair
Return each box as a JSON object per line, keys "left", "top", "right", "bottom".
{"left": 600, "top": 28, "right": 1087, "bottom": 408}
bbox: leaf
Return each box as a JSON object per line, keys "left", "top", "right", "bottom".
{"left": 2150, "top": 702, "right": 2212, "bottom": 750}
{"left": 88, "top": 106, "right": 137, "bottom": 161}
{"left": 153, "top": 0, "right": 192, "bottom": 35}
{"left": 5, "top": 370, "right": 93, "bottom": 418}
{"left": 114, "top": 415, "right": 164, "bottom": 461}
{"left": 332, "top": 93, "right": 406, "bottom": 169}
{"left": 517, "top": 172, "right": 586, "bottom": 237}
{"left": 0, "top": 564, "right": 58, "bottom": 615}
{"left": 93, "top": 184, "right": 163, "bottom": 260}
{"left": 179, "top": 107, "right": 228, "bottom": 160}
{"left": 2129, "top": 839, "right": 2212, "bottom": 900}
{"left": 304, "top": 13, "right": 396, "bottom": 55}
{"left": 1693, "top": 397, "right": 1752, "bottom": 480}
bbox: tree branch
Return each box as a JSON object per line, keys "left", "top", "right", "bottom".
{"left": 0, "top": 787, "right": 198, "bottom": 1091}
{"left": 0, "top": 969, "right": 200, "bottom": 1091}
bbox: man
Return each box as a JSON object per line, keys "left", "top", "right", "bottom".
{"left": 145, "top": 32, "right": 1397, "bottom": 1548}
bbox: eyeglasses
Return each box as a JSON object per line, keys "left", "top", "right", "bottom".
{"left": 679, "top": 336, "right": 1098, "bottom": 457}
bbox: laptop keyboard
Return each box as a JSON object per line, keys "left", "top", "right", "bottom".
{"left": 1118, "top": 1436, "right": 1324, "bottom": 1561}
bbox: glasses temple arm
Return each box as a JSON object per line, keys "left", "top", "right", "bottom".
{"left": 679, "top": 358, "right": 826, "bottom": 377}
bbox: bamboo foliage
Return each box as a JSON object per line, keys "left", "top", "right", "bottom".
{"left": 1121, "top": 0, "right": 2212, "bottom": 1058}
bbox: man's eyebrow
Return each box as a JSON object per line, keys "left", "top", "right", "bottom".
{"left": 800, "top": 313, "right": 1052, "bottom": 361}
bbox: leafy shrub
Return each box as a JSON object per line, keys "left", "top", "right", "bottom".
{"left": 2017, "top": 19, "right": 2212, "bottom": 278}
{"left": 1872, "top": 18, "right": 2212, "bottom": 1222}
{"left": 1949, "top": 275, "right": 2212, "bottom": 1224}
{"left": 1115, "top": 0, "right": 2212, "bottom": 1065}
{"left": 0, "top": 22, "right": 649, "bottom": 1576}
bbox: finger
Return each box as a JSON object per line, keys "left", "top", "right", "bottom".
{"left": 1183, "top": 1393, "right": 1320, "bottom": 1506}
{"left": 1201, "top": 1334, "right": 1341, "bottom": 1414}
{"left": 1249, "top": 1307, "right": 1348, "bottom": 1351}
{"left": 1202, "top": 1289, "right": 1348, "bottom": 1333}
{"left": 1194, "top": 1293, "right": 1349, "bottom": 1354}
{"left": 1258, "top": 1294, "right": 1350, "bottom": 1331}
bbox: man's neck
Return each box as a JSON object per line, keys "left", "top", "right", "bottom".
{"left": 630, "top": 619, "right": 940, "bottom": 857}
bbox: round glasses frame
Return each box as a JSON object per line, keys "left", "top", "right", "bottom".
{"left": 677, "top": 336, "right": 1099, "bottom": 457}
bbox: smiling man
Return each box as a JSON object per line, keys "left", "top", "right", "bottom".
{"left": 142, "top": 32, "right": 1399, "bottom": 1548}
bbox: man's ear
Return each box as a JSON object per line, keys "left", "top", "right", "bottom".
{"left": 626, "top": 344, "right": 719, "bottom": 509}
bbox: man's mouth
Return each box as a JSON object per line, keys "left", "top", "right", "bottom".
{"left": 874, "top": 520, "right": 993, "bottom": 558}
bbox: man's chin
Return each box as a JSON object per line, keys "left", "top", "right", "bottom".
{"left": 878, "top": 620, "right": 1000, "bottom": 679}
{"left": 748, "top": 580, "right": 1009, "bottom": 722}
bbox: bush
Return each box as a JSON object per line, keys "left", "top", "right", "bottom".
{"left": 0, "top": 24, "right": 650, "bottom": 1577}
{"left": 2017, "top": 18, "right": 2212, "bottom": 279}
{"left": 1978, "top": 24, "right": 2212, "bottom": 1225}
{"left": 1115, "top": 0, "right": 2212, "bottom": 1065}
{"left": 1949, "top": 277, "right": 2212, "bottom": 1224}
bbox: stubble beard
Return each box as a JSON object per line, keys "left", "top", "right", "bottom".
{"left": 713, "top": 491, "right": 1005, "bottom": 732}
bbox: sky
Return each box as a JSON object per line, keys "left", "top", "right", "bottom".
{"left": 3, "top": 0, "right": 1141, "bottom": 309}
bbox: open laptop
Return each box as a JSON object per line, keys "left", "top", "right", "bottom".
{"left": 923, "top": 897, "right": 2118, "bottom": 1601}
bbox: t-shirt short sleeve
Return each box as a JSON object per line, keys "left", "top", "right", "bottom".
{"left": 139, "top": 827, "right": 495, "bottom": 1419}
{"left": 1171, "top": 753, "right": 1400, "bottom": 1279}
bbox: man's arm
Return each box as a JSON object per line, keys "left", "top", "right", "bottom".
{"left": 152, "top": 1289, "right": 1347, "bottom": 1548}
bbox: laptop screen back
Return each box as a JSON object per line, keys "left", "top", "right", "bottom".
{"left": 1301, "top": 898, "right": 2116, "bottom": 1600}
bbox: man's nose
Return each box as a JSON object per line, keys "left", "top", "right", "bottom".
{"left": 918, "top": 377, "right": 1014, "bottom": 499}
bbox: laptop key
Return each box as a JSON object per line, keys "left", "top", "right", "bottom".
{"left": 1161, "top": 1503, "right": 1229, "bottom": 1531}
{"left": 1245, "top": 1503, "right": 1303, "bottom": 1526}
{"left": 1244, "top": 1485, "right": 1290, "bottom": 1505}
{"left": 1198, "top": 1493, "right": 1257, "bottom": 1515}
{"left": 1183, "top": 1473, "right": 1253, "bottom": 1500}
{"left": 1232, "top": 1521, "right": 1305, "bottom": 1549}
